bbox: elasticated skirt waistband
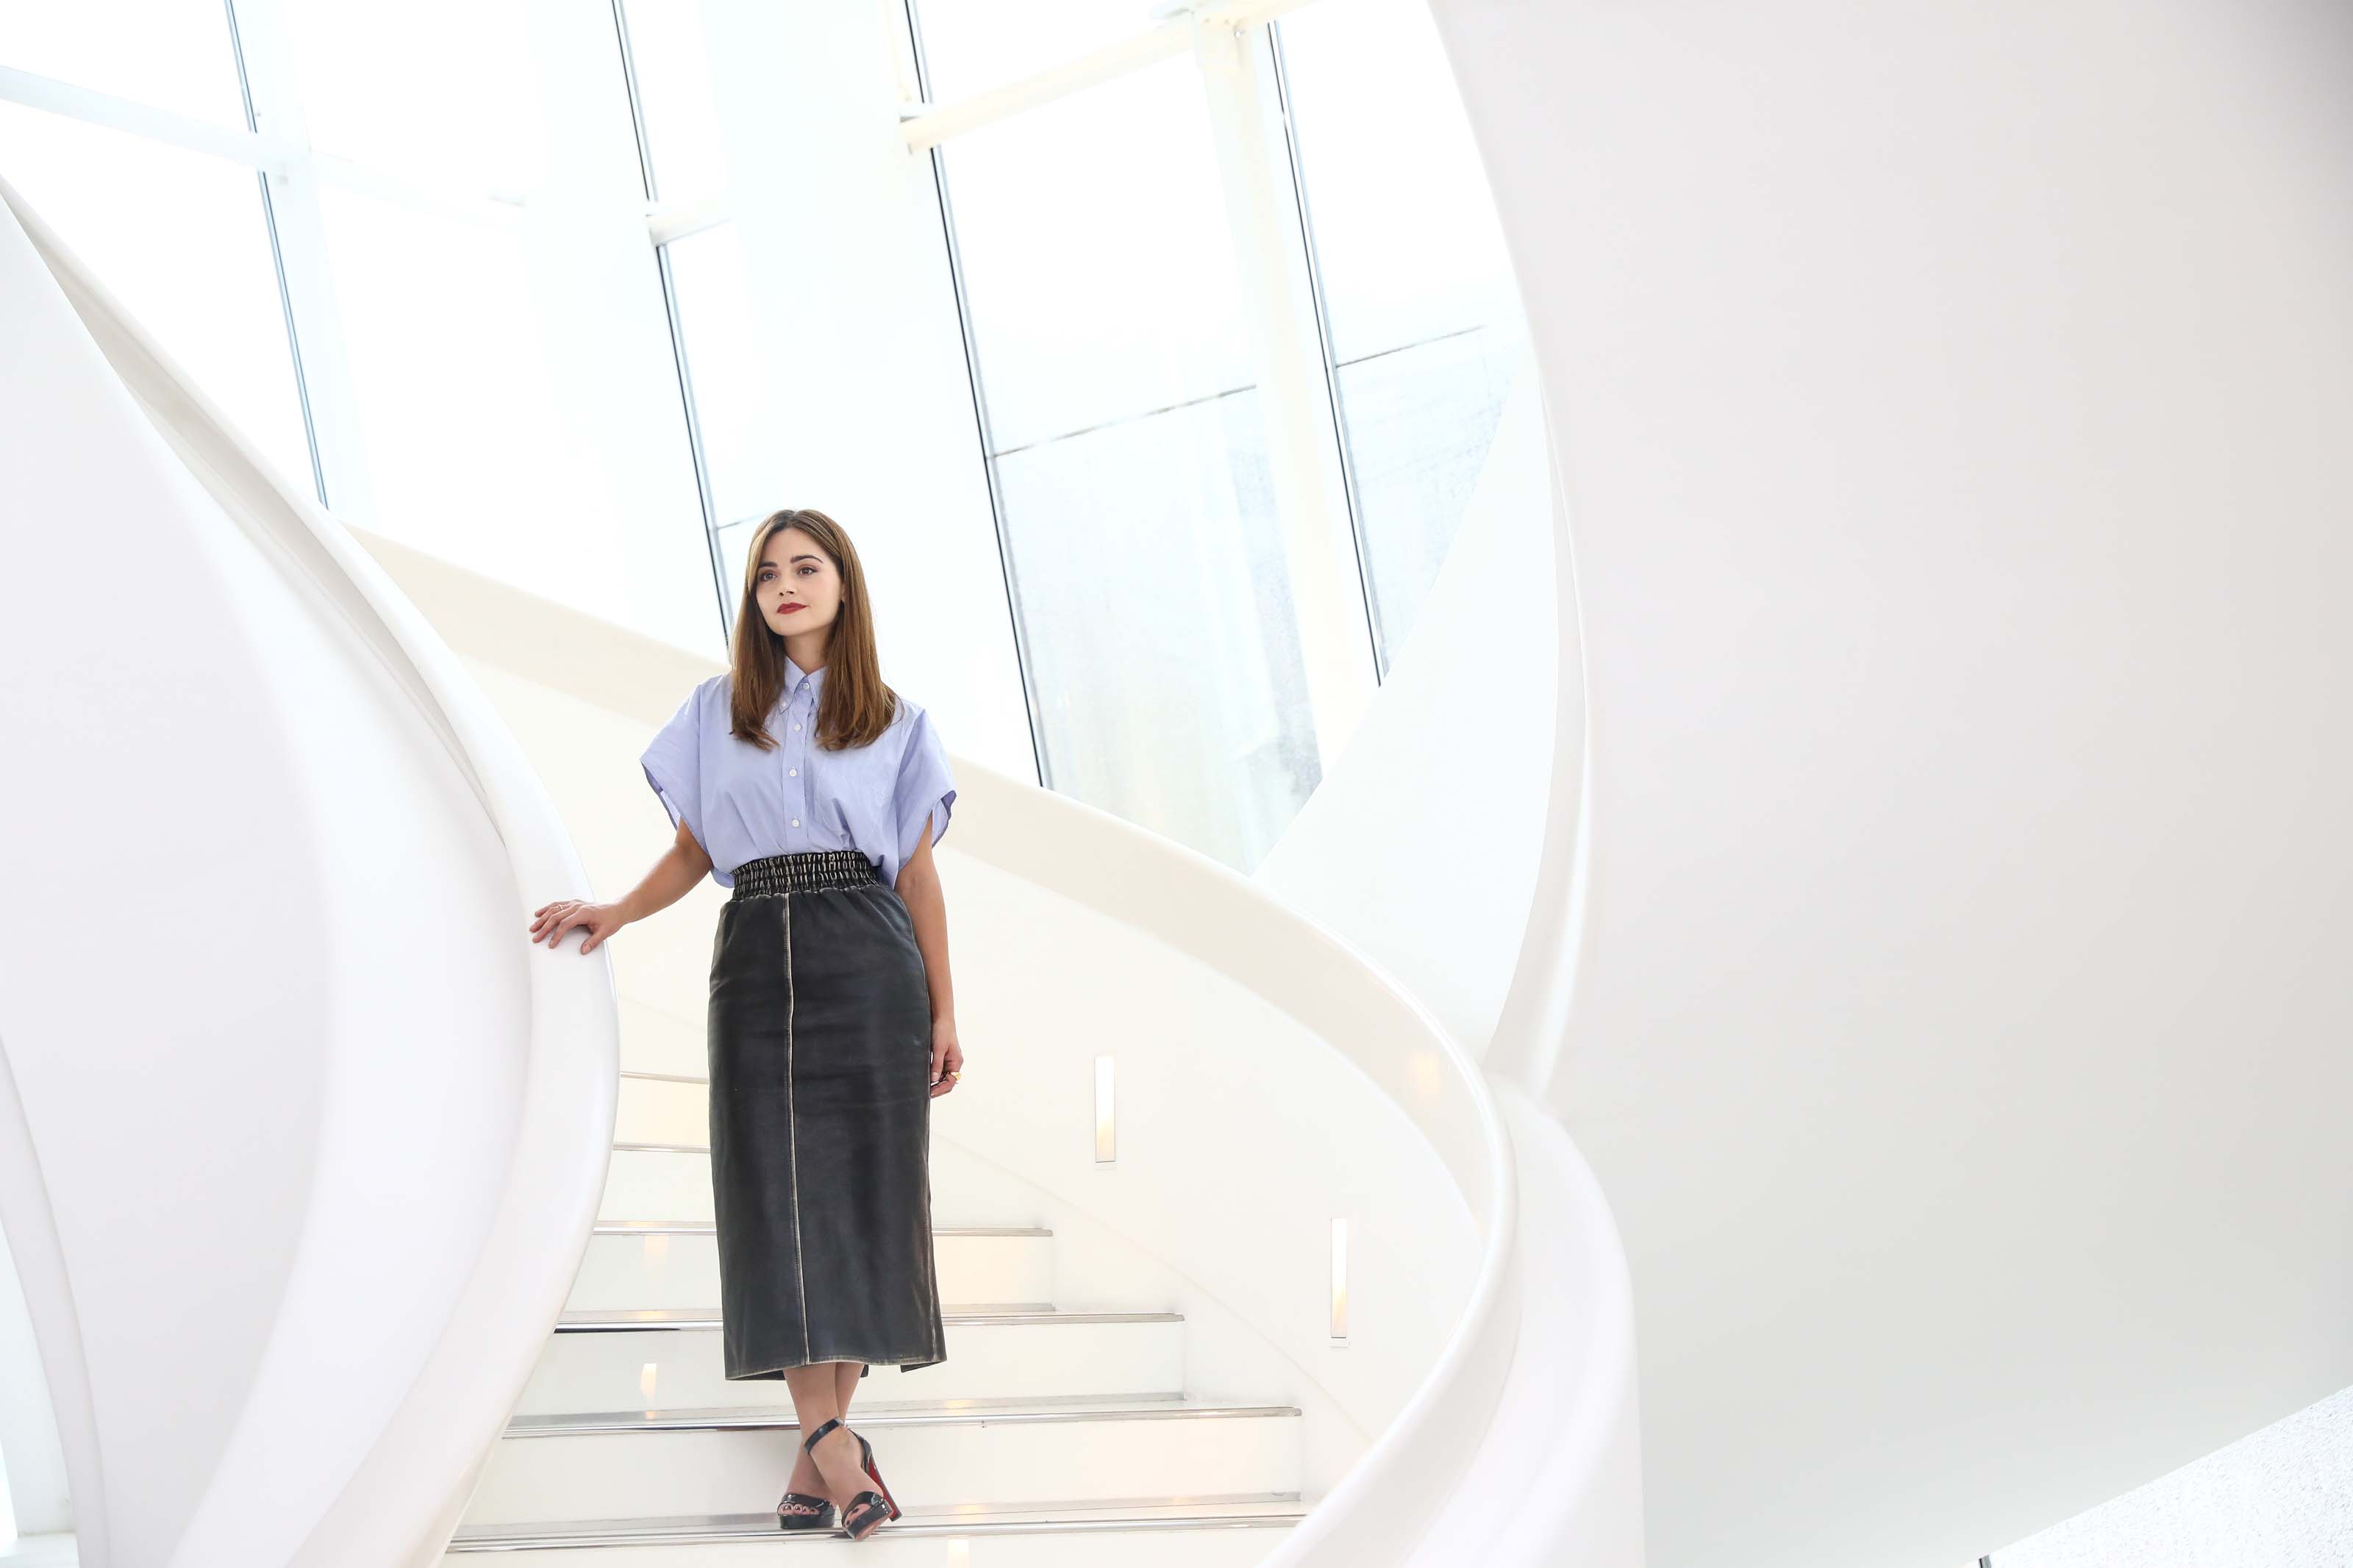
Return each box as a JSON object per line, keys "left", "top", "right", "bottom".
{"left": 729, "top": 849, "right": 885, "bottom": 899}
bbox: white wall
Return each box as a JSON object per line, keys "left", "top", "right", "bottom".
{"left": 1423, "top": 0, "right": 2353, "bottom": 1564}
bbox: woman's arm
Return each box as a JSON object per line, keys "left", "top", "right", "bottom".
{"left": 896, "top": 812, "right": 963, "bottom": 1095}
{"left": 529, "top": 818, "right": 711, "bottom": 953}
{"left": 615, "top": 818, "right": 714, "bottom": 924}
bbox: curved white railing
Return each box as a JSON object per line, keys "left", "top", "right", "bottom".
{"left": 0, "top": 173, "right": 619, "bottom": 1567}
{"left": 349, "top": 529, "right": 1543, "bottom": 1540}
{"left": 360, "top": 526, "right": 1640, "bottom": 1565}
{"left": 925, "top": 766, "right": 1529, "bottom": 1568}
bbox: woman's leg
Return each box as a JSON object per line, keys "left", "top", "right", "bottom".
{"left": 835, "top": 1358, "right": 863, "bottom": 1418}
{"left": 782, "top": 1362, "right": 864, "bottom": 1508}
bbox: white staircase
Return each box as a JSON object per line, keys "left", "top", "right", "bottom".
{"left": 443, "top": 1070, "right": 1311, "bottom": 1561}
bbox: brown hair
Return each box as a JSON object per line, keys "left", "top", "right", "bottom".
{"left": 726, "top": 507, "right": 904, "bottom": 751}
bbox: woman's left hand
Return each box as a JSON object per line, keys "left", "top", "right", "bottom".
{"left": 929, "top": 1018, "right": 964, "bottom": 1098}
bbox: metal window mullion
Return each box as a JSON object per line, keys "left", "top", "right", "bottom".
{"left": 1263, "top": 15, "right": 1381, "bottom": 677}
{"left": 223, "top": 0, "right": 377, "bottom": 525}
{"left": 650, "top": 237, "right": 735, "bottom": 640}
{"left": 609, "top": 0, "right": 661, "bottom": 204}
{"left": 901, "top": 0, "right": 1049, "bottom": 792}
{"left": 222, "top": 0, "right": 327, "bottom": 506}
{"left": 1188, "top": 11, "right": 1375, "bottom": 773}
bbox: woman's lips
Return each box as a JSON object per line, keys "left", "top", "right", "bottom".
{"left": 779, "top": 604, "right": 805, "bottom": 614}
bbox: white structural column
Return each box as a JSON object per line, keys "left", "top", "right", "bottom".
{"left": 1188, "top": 9, "right": 1375, "bottom": 767}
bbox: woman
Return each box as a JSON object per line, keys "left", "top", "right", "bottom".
{"left": 527, "top": 506, "right": 965, "bottom": 1542}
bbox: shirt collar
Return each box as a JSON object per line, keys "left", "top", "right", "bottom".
{"left": 783, "top": 655, "right": 826, "bottom": 701}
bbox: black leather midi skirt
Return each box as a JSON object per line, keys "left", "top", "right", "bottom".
{"left": 707, "top": 849, "right": 947, "bottom": 1380}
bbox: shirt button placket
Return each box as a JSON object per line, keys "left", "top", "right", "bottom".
{"left": 788, "top": 684, "right": 804, "bottom": 830}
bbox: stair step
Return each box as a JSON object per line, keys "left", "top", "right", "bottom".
{"left": 599, "top": 1147, "right": 1017, "bottom": 1228}
{"left": 557, "top": 1307, "right": 1182, "bottom": 1331}
{"left": 506, "top": 1395, "right": 1293, "bottom": 1437}
{"left": 501, "top": 1400, "right": 1195, "bottom": 1439}
{"left": 460, "top": 1395, "right": 1302, "bottom": 1524}
{"left": 446, "top": 1495, "right": 1308, "bottom": 1560}
{"left": 590, "top": 1222, "right": 1051, "bottom": 1237}
{"left": 569, "top": 1224, "right": 1055, "bottom": 1314}
{"left": 517, "top": 1306, "right": 1189, "bottom": 1414}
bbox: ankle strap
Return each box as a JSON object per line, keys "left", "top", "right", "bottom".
{"left": 802, "top": 1415, "right": 846, "bottom": 1453}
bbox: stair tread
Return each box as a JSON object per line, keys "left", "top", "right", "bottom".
{"left": 506, "top": 1394, "right": 1301, "bottom": 1437}
{"left": 447, "top": 1494, "right": 1310, "bottom": 1550}
{"left": 557, "top": 1306, "right": 1182, "bottom": 1330}
{"left": 590, "top": 1220, "right": 1051, "bottom": 1236}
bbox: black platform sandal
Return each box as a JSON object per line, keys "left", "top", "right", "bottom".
{"left": 804, "top": 1415, "right": 890, "bottom": 1541}
{"left": 774, "top": 1486, "right": 836, "bottom": 1533}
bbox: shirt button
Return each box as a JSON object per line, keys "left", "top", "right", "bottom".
{"left": 791, "top": 817, "right": 800, "bottom": 827}
{"left": 793, "top": 723, "right": 801, "bottom": 731}
{"left": 789, "top": 768, "right": 797, "bottom": 776}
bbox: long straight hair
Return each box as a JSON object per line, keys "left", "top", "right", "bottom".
{"left": 726, "top": 508, "right": 903, "bottom": 751}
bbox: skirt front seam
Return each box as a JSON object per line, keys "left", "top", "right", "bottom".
{"left": 784, "top": 889, "right": 812, "bottom": 1367}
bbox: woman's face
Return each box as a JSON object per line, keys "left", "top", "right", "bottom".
{"left": 755, "top": 527, "right": 843, "bottom": 644}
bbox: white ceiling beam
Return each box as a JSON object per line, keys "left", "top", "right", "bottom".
{"left": 895, "top": 0, "right": 1324, "bottom": 152}
{"left": 0, "top": 64, "right": 302, "bottom": 172}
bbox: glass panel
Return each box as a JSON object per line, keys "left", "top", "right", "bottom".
{"left": 995, "top": 387, "right": 1320, "bottom": 871}
{"left": 910, "top": 0, "right": 1157, "bottom": 107}
{"left": 663, "top": 222, "right": 782, "bottom": 529}
{"left": 713, "top": 513, "right": 758, "bottom": 626}
{"left": 940, "top": 54, "right": 1254, "bottom": 452}
{"left": 933, "top": 51, "right": 1317, "bottom": 870}
{"left": 1332, "top": 326, "right": 1524, "bottom": 666}
{"left": 1274, "top": 0, "right": 1537, "bottom": 670}
{"left": 276, "top": 0, "right": 546, "bottom": 194}
{"left": 618, "top": 0, "right": 727, "bottom": 206}
{"left": 0, "top": 0, "right": 246, "bottom": 124}
{"left": 0, "top": 101, "right": 313, "bottom": 493}
{"left": 313, "top": 184, "right": 584, "bottom": 593}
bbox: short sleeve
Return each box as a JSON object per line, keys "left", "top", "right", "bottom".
{"left": 891, "top": 706, "right": 957, "bottom": 875}
{"left": 640, "top": 689, "right": 707, "bottom": 861}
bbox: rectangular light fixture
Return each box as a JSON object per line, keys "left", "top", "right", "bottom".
{"left": 1094, "top": 1054, "right": 1115, "bottom": 1162}
{"left": 1331, "top": 1217, "right": 1349, "bottom": 1342}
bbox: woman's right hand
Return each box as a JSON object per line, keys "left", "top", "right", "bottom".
{"left": 529, "top": 899, "right": 627, "bottom": 953}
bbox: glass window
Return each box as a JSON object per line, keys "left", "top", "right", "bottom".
{"left": 1274, "top": 0, "right": 1536, "bottom": 670}
{"left": 616, "top": 0, "right": 728, "bottom": 207}
{"left": 713, "top": 512, "right": 759, "bottom": 618}
{"left": 930, "top": 51, "right": 1320, "bottom": 873}
{"left": 313, "top": 184, "right": 593, "bottom": 599}
{"left": 276, "top": 0, "right": 547, "bottom": 195}
{"left": 0, "top": 0, "right": 246, "bottom": 125}
{"left": 663, "top": 221, "right": 781, "bottom": 530}
{"left": 0, "top": 101, "right": 312, "bottom": 492}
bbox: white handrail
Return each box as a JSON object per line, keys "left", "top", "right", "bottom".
{"left": 0, "top": 171, "right": 620, "bottom": 1568}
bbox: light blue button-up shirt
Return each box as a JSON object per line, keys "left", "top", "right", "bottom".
{"left": 639, "top": 656, "right": 956, "bottom": 890}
